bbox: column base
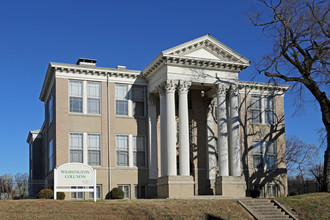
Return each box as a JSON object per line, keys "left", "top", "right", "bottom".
{"left": 147, "top": 179, "right": 158, "bottom": 198}
{"left": 215, "top": 176, "right": 246, "bottom": 197}
{"left": 157, "top": 176, "right": 194, "bottom": 198}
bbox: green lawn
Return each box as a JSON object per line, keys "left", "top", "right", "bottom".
{"left": 277, "top": 193, "right": 330, "bottom": 220}
{"left": 0, "top": 199, "right": 253, "bottom": 220}
{"left": 0, "top": 193, "right": 328, "bottom": 219}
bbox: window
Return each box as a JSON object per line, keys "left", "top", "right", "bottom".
{"left": 252, "top": 141, "right": 263, "bottom": 170}
{"left": 133, "top": 136, "right": 145, "bottom": 167}
{"left": 116, "top": 135, "right": 129, "bottom": 166}
{"left": 265, "top": 141, "right": 276, "bottom": 170}
{"left": 88, "top": 134, "right": 101, "bottom": 166}
{"left": 251, "top": 96, "right": 275, "bottom": 124}
{"left": 87, "top": 82, "right": 100, "bottom": 114}
{"left": 132, "top": 85, "right": 145, "bottom": 117}
{"left": 70, "top": 133, "right": 83, "bottom": 163}
{"left": 116, "top": 84, "right": 128, "bottom": 115}
{"left": 48, "top": 94, "right": 53, "bottom": 125}
{"left": 89, "top": 185, "right": 102, "bottom": 199}
{"left": 69, "top": 133, "right": 102, "bottom": 165}
{"left": 71, "top": 186, "right": 84, "bottom": 199}
{"left": 267, "top": 185, "right": 277, "bottom": 197}
{"left": 118, "top": 185, "right": 130, "bottom": 199}
{"left": 48, "top": 139, "right": 53, "bottom": 171}
{"left": 69, "top": 81, "right": 83, "bottom": 113}
{"left": 134, "top": 185, "right": 146, "bottom": 199}
{"left": 265, "top": 97, "right": 274, "bottom": 124}
{"left": 252, "top": 141, "right": 277, "bottom": 170}
{"left": 251, "top": 96, "right": 262, "bottom": 123}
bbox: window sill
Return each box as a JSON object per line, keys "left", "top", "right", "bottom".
{"left": 69, "top": 113, "right": 101, "bottom": 117}
{"left": 113, "top": 166, "right": 148, "bottom": 170}
{"left": 115, "top": 115, "right": 146, "bottom": 119}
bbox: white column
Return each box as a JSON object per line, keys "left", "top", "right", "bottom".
{"left": 216, "top": 84, "right": 229, "bottom": 176}
{"left": 229, "top": 85, "right": 241, "bottom": 176}
{"left": 206, "top": 100, "right": 217, "bottom": 180}
{"left": 164, "top": 80, "right": 177, "bottom": 176}
{"left": 157, "top": 86, "right": 167, "bottom": 177}
{"left": 178, "top": 81, "right": 191, "bottom": 176}
{"left": 148, "top": 93, "right": 158, "bottom": 179}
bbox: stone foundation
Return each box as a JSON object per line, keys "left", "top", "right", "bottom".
{"left": 157, "top": 176, "right": 194, "bottom": 198}
{"left": 215, "top": 176, "right": 246, "bottom": 197}
{"left": 147, "top": 179, "right": 158, "bottom": 198}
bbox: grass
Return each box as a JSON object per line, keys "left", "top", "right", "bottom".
{"left": 0, "top": 199, "right": 253, "bottom": 220}
{"left": 1, "top": 193, "right": 328, "bottom": 219}
{"left": 277, "top": 193, "right": 330, "bottom": 220}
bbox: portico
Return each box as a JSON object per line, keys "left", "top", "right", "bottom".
{"left": 143, "top": 34, "right": 250, "bottom": 198}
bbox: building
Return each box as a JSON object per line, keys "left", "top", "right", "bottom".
{"left": 27, "top": 34, "right": 289, "bottom": 199}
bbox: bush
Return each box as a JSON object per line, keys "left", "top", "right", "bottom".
{"left": 57, "top": 192, "right": 65, "bottom": 200}
{"left": 246, "top": 190, "right": 251, "bottom": 197}
{"left": 38, "top": 189, "right": 54, "bottom": 199}
{"left": 289, "top": 192, "right": 299, "bottom": 196}
{"left": 110, "top": 187, "right": 124, "bottom": 199}
{"left": 251, "top": 189, "right": 260, "bottom": 198}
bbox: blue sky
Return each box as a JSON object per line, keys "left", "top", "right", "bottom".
{"left": 0, "top": 0, "right": 324, "bottom": 175}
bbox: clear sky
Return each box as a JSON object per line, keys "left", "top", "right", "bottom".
{"left": 0, "top": 0, "right": 324, "bottom": 176}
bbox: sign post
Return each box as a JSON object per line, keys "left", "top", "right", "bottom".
{"left": 54, "top": 163, "right": 97, "bottom": 202}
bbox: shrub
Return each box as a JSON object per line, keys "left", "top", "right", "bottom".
{"left": 110, "top": 187, "right": 124, "bottom": 199}
{"left": 57, "top": 192, "right": 65, "bottom": 200}
{"left": 38, "top": 189, "right": 54, "bottom": 199}
{"left": 289, "top": 192, "right": 299, "bottom": 196}
{"left": 250, "top": 189, "right": 260, "bottom": 198}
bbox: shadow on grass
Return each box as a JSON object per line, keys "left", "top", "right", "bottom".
{"left": 205, "top": 213, "right": 224, "bottom": 220}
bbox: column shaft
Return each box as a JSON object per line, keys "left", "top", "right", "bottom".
{"left": 178, "top": 82, "right": 191, "bottom": 176}
{"left": 148, "top": 93, "right": 158, "bottom": 179}
{"left": 229, "top": 85, "right": 241, "bottom": 176}
{"left": 216, "top": 84, "right": 229, "bottom": 176}
{"left": 158, "top": 88, "right": 167, "bottom": 177}
{"left": 165, "top": 81, "right": 177, "bottom": 176}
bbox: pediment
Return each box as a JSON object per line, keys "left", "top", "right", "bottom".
{"left": 162, "top": 34, "right": 250, "bottom": 65}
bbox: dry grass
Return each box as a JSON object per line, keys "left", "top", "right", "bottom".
{"left": 0, "top": 199, "right": 253, "bottom": 220}
{"left": 277, "top": 193, "right": 330, "bottom": 220}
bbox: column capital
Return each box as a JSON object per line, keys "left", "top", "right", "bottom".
{"left": 230, "top": 84, "right": 239, "bottom": 91}
{"left": 156, "top": 84, "right": 165, "bottom": 96}
{"left": 163, "top": 80, "right": 177, "bottom": 94}
{"left": 215, "top": 83, "right": 229, "bottom": 96}
{"left": 178, "top": 81, "right": 191, "bottom": 94}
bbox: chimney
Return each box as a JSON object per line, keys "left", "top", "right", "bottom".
{"left": 116, "top": 65, "right": 127, "bottom": 69}
{"left": 76, "top": 58, "right": 97, "bottom": 66}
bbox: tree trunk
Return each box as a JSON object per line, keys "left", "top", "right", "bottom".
{"left": 303, "top": 77, "right": 330, "bottom": 192}
{"left": 324, "top": 131, "right": 330, "bottom": 192}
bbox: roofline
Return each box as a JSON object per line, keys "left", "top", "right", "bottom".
{"left": 239, "top": 81, "right": 291, "bottom": 91}
{"left": 39, "top": 62, "right": 142, "bottom": 102}
{"left": 162, "top": 34, "right": 250, "bottom": 65}
{"left": 26, "top": 130, "right": 41, "bottom": 143}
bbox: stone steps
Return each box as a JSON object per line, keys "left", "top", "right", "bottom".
{"left": 238, "top": 199, "right": 297, "bottom": 220}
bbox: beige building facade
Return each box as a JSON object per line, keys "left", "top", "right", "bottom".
{"left": 27, "top": 34, "right": 289, "bottom": 199}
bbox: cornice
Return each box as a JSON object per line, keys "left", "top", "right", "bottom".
{"left": 239, "top": 81, "right": 290, "bottom": 92}
{"left": 142, "top": 54, "right": 250, "bottom": 79}
{"left": 39, "top": 62, "right": 142, "bottom": 102}
{"left": 163, "top": 34, "right": 250, "bottom": 65}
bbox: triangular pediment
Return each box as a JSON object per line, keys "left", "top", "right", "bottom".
{"left": 162, "top": 34, "right": 250, "bottom": 64}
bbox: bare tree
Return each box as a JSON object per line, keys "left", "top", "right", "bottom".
{"left": 286, "top": 136, "right": 319, "bottom": 177}
{"left": 248, "top": 0, "right": 330, "bottom": 192}
{"left": 0, "top": 174, "right": 15, "bottom": 200}
{"left": 14, "top": 173, "right": 29, "bottom": 198}
{"left": 309, "top": 163, "right": 324, "bottom": 191}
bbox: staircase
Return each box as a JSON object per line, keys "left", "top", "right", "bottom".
{"left": 238, "top": 199, "right": 297, "bottom": 220}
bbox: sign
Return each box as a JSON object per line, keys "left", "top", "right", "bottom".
{"left": 54, "top": 163, "right": 96, "bottom": 202}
